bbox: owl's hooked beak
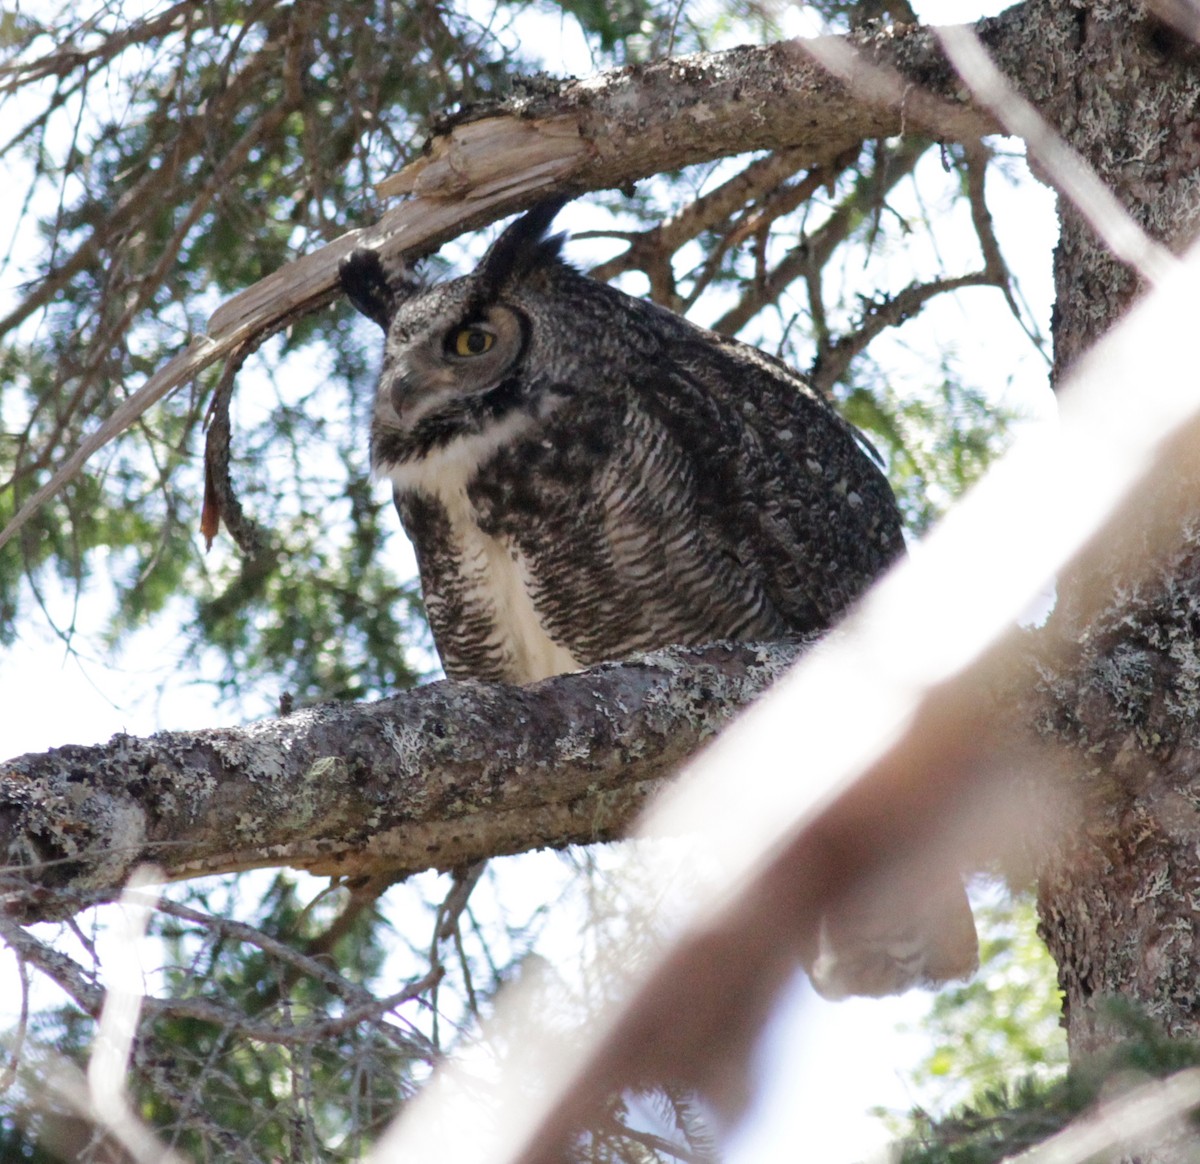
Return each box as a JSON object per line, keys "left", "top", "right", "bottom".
{"left": 377, "top": 362, "right": 479, "bottom": 434}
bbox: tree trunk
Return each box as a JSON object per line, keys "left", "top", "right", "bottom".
{"left": 1026, "top": 0, "right": 1200, "bottom": 1056}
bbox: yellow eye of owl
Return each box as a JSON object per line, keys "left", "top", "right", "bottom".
{"left": 451, "top": 327, "right": 494, "bottom": 357}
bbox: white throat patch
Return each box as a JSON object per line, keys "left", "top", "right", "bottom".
{"left": 382, "top": 416, "right": 582, "bottom": 683}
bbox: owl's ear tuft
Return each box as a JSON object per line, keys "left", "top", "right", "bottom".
{"left": 339, "top": 247, "right": 415, "bottom": 330}
{"left": 475, "top": 196, "right": 571, "bottom": 301}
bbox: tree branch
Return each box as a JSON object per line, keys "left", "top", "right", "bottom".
{"left": 0, "top": 642, "right": 804, "bottom": 918}
{"left": 0, "top": 9, "right": 1033, "bottom": 553}
{"left": 711, "top": 135, "right": 928, "bottom": 341}
{"left": 813, "top": 270, "right": 998, "bottom": 393}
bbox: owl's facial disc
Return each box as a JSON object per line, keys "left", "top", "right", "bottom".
{"left": 381, "top": 302, "right": 526, "bottom": 432}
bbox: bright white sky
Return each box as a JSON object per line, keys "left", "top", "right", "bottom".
{"left": 0, "top": 2, "right": 1056, "bottom": 1159}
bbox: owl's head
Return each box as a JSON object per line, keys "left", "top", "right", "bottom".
{"left": 339, "top": 199, "right": 573, "bottom": 470}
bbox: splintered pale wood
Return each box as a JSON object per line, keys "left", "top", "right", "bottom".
{"left": 377, "top": 116, "right": 585, "bottom": 199}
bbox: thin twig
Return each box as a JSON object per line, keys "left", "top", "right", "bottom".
{"left": 811, "top": 272, "right": 999, "bottom": 393}
{"left": 0, "top": 900, "right": 439, "bottom": 1053}
{"left": 961, "top": 141, "right": 1050, "bottom": 363}
{"left": 0, "top": 3, "right": 194, "bottom": 91}
{"left": 0, "top": 952, "right": 30, "bottom": 1095}
{"left": 202, "top": 338, "right": 273, "bottom": 555}
{"left": 587, "top": 147, "right": 812, "bottom": 286}
{"left": 711, "top": 136, "right": 928, "bottom": 337}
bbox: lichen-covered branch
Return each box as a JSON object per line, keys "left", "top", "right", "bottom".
{"left": 0, "top": 643, "right": 802, "bottom": 919}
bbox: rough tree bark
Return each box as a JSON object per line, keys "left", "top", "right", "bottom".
{"left": 1018, "top": 0, "right": 1200, "bottom": 1056}
{"left": 0, "top": 643, "right": 798, "bottom": 911}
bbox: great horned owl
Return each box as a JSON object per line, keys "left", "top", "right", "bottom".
{"left": 341, "top": 200, "right": 904, "bottom": 682}
{"left": 340, "top": 199, "right": 977, "bottom": 997}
